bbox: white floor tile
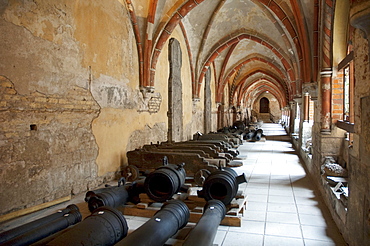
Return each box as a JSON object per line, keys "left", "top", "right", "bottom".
{"left": 228, "top": 220, "right": 266, "bottom": 234}
{"left": 265, "top": 222, "right": 303, "bottom": 238}
{"left": 264, "top": 235, "right": 305, "bottom": 246}
{"left": 222, "top": 231, "right": 264, "bottom": 246}
{"left": 267, "top": 202, "right": 298, "bottom": 213}
{"left": 266, "top": 211, "right": 300, "bottom": 224}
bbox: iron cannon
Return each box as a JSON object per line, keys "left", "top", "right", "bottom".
{"left": 198, "top": 167, "right": 247, "bottom": 205}
{"left": 183, "top": 200, "right": 226, "bottom": 246}
{"left": 115, "top": 200, "right": 189, "bottom": 246}
{"left": 46, "top": 206, "right": 128, "bottom": 246}
{"left": 144, "top": 156, "right": 186, "bottom": 202}
{"left": 0, "top": 206, "right": 81, "bottom": 246}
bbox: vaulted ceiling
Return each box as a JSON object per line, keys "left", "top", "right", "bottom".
{"left": 127, "top": 0, "right": 316, "bottom": 108}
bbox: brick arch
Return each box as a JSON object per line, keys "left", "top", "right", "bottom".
{"left": 256, "top": 0, "right": 311, "bottom": 84}
{"left": 197, "top": 32, "right": 296, "bottom": 98}
{"left": 125, "top": 1, "right": 144, "bottom": 87}
{"left": 128, "top": 0, "right": 310, "bottom": 98}
{"left": 232, "top": 69, "right": 290, "bottom": 107}
{"left": 242, "top": 81, "right": 286, "bottom": 109}
{"left": 149, "top": 0, "right": 207, "bottom": 88}
{"left": 126, "top": 0, "right": 207, "bottom": 90}
{"left": 179, "top": 21, "right": 196, "bottom": 93}
{"left": 217, "top": 43, "right": 238, "bottom": 100}
{"left": 252, "top": 87, "right": 283, "bottom": 110}
{"left": 241, "top": 80, "right": 286, "bottom": 107}
{"left": 216, "top": 55, "right": 291, "bottom": 102}
{"left": 194, "top": 0, "right": 299, "bottom": 78}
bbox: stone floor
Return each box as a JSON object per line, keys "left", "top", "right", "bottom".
{"left": 0, "top": 123, "right": 348, "bottom": 245}
{"left": 210, "top": 123, "right": 347, "bottom": 246}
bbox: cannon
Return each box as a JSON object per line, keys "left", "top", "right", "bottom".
{"left": 115, "top": 200, "right": 189, "bottom": 246}
{"left": 144, "top": 156, "right": 186, "bottom": 202}
{"left": 0, "top": 207, "right": 81, "bottom": 246}
{"left": 46, "top": 206, "right": 128, "bottom": 246}
{"left": 183, "top": 200, "right": 226, "bottom": 246}
{"left": 244, "top": 131, "right": 255, "bottom": 140}
{"left": 143, "top": 143, "right": 232, "bottom": 164}
{"left": 253, "top": 129, "right": 263, "bottom": 141}
{"left": 87, "top": 178, "right": 145, "bottom": 212}
{"left": 0, "top": 204, "right": 79, "bottom": 244}
{"left": 127, "top": 149, "right": 217, "bottom": 176}
{"left": 198, "top": 167, "right": 247, "bottom": 205}
{"left": 193, "top": 132, "right": 241, "bottom": 147}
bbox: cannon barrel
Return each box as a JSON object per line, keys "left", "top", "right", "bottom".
{"left": 244, "top": 131, "right": 254, "bottom": 140}
{"left": 87, "top": 179, "right": 146, "bottom": 212}
{"left": 183, "top": 200, "right": 226, "bottom": 246}
{"left": 253, "top": 129, "right": 263, "bottom": 141}
{"left": 115, "top": 200, "right": 189, "bottom": 246}
{"left": 198, "top": 167, "right": 247, "bottom": 205}
{"left": 0, "top": 204, "right": 79, "bottom": 244}
{"left": 88, "top": 185, "right": 130, "bottom": 212}
{"left": 46, "top": 206, "right": 128, "bottom": 246}
{"left": 0, "top": 209, "right": 81, "bottom": 246}
{"left": 144, "top": 157, "right": 186, "bottom": 202}
{"left": 85, "top": 187, "right": 112, "bottom": 202}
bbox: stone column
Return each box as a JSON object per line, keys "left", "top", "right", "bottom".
{"left": 303, "top": 92, "right": 310, "bottom": 122}
{"left": 289, "top": 101, "right": 296, "bottom": 135}
{"left": 281, "top": 108, "right": 286, "bottom": 124}
{"left": 320, "top": 69, "right": 332, "bottom": 134}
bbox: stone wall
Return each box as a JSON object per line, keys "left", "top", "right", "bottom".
{"left": 345, "top": 24, "right": 370, "bottom": 246}
{"left": 299, "top": 6, "right": 370, "bottom": 245}
{"left": 0, "top": 0, "right": 197, "bottom": 214}
{"left": 0, "top": 0, "right": 206, "bottom": 215}
{"left": 0, "top": 76, "right": 101, "bottom": 214}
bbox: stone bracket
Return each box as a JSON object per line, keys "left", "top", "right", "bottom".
{"left": 138, "top": 88, "right": 162, "bottom": 114}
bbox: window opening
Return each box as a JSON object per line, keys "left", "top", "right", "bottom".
{"left": 343, "top": 65, "right": 350, "bottom": 122}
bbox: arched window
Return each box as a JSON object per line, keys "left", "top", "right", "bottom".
{"left": 259, "top": 97, "right": 269, "bottom": 113}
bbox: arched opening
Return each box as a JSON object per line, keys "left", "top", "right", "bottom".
{"left": 259, "top": 97, "right": 269, "bottom": 113}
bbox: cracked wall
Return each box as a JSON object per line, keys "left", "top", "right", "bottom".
{"left": 0, "top": 0, "right": 202, "bottom": 215}
{"left": 0, "top": 0, "right": 165, "bottom": 214}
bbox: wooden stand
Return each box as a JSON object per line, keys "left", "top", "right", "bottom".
{"left": 119, "top": 186, "right": 248, "bottom": 227}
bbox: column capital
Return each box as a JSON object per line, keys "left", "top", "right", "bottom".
{"left": 320, "top": 68, "right": 333, "bottom": 77}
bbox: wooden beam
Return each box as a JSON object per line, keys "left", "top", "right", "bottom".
{"left": 0, "top": 195, "right": 71, "bottom": 223}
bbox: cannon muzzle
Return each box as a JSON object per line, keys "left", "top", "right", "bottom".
{"left": 144, "top": 161, "right": 186, "bottom": 202}
{"left": 88, "top": 185, "right": 130, "bottom": 212}
{"left": 253, "top": 129, "right": 263, "bottom": 141}
{"left": 115, "top": 200, "right": 189, "bottom": 246}
{"left": 198, "top": 167, "right": 247, "bottom": 205}
{"left": 183, "top": 200, "right": 226, "bottom": 246}
{"left": 46, "top": 206, "right": 128, "bottom": 246}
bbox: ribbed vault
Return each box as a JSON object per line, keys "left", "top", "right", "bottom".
{"left": 126, "top": 0, "right": 314, "bottom": 109}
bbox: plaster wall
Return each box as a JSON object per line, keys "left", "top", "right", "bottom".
{"left": 0, "top": 0, "right": 112, "bottom": 214}
{"left": 0, "top": 0, "right": 197, "bottom": 215}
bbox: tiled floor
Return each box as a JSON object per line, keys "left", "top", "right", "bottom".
{"left": 0, "top": 123, "right": 348, "bottom": 246}
{"left": 209, "top": 123, "right": 347, "bottom": 246}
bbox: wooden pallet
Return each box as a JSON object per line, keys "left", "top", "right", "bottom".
{"left": 119, "top": 186, "right": 248, "bottom": 227}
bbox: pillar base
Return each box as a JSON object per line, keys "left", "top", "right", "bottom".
{"left": 321, "top": 129, "right": 331, "bottom": 135}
